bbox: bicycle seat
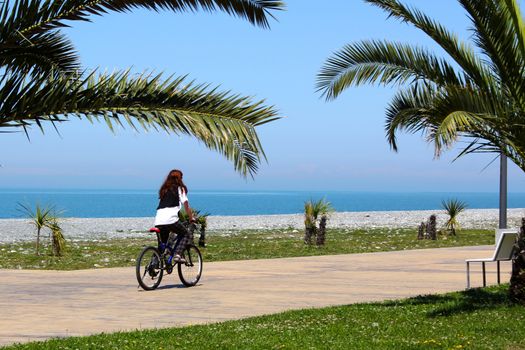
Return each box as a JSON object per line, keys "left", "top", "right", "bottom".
{"left": 149, "top": 227, "right": 160, "bottom": 233}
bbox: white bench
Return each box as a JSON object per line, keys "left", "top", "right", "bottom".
{"left": 466, "top": 230, "right": 517, "bottom": 289}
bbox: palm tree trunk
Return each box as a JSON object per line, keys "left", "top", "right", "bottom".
{"left": 316, "top": 216, "right": 327, "bottom": 246}
{"left": 509, "top": 218, "right": 525, "bottom": 303}
{"left": 417, "top": 222, "right": 425, "bottom": 240}
{"left": 427, "top": 215, "right": 437, "bottom": 240}
{"left": 304, "top": 226, "right": 313, "bottom": 245}
{"left": 304, "top": 225, "right": 318, "bottom": 245}
{"left": 51, "top": 227, "right": 65, "bottom": 257}
{"left": 198, "top": 226, "right": 206, "bottom": 247}
{"left": 36, "top": 227, "right": 41, "bottom": 256}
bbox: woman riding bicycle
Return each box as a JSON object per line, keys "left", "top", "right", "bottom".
{"left": 155, "top": 169, "right": 195, "bottom": 262}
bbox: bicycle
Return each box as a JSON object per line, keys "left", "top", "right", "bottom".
{"left": 136, "top": 222, "right": 203, "bottom": 291}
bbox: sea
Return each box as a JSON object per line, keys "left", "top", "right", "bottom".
{"left": 0, "top": 189, "right": 524, "bottom": 219}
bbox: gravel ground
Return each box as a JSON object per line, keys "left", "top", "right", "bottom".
{"left": 0, "top": 208, "right": 524, "bottom": 243}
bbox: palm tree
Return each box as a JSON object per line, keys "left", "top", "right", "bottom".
{"left": 417, "top": 221, "right": 425, "bottom": 240}
{"left": 179, "top": 207, "right": 209, "bottom": 247}
{"left": 317, "top": 214, "right": 328, "bottom": 246}
{"left": 313, "top": 198, "right": 333, "bottom": 246}
{"left": 0, "top": 0, "right": 285, "bottom": 177}
{"left": 18, "top": 203, "right": 56, "bottom": 255}
{"left": 48, "top": 217, "right": 66, "bottom": 257}
{"left": 303, "top": 198, "right": 333, "bottom": 246}
{"left": 427, "top": 214, "right": 437, "bottom": 240}
{"left": 303, "top": 201, "right": 316, "bottom": 245}
{"left": 317, "top": 0, "right": 525, "bottom": 173}
{"left": 441, "top": 199, "right": 468, "bottom": 236}
{"left": 317, "top": 0, "right": 525, "bottom": 300}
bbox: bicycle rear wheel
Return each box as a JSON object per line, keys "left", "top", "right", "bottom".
{"left": 136, "top": 246, "right": 163, "bottom": 290}
{"left": 177, "top": 245, "right": 202, "bottom": 287}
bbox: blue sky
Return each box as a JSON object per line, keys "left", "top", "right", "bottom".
{"left": 1, "top": 0, "right": 525, "bottom": 192}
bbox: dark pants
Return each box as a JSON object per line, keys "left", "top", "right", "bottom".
{"left": 156, "top": 221, "right": 190, "bottom": 255}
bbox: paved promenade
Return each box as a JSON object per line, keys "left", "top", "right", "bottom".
{"left": 0, "top": 245, "right": 510, "bottom": 347}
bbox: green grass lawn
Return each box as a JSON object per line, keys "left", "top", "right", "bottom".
{"left": 0, "top": 228, "right": 494, "bottom": 270}
{"left": 2, "top": 284, "right": 523, "bottom": 350}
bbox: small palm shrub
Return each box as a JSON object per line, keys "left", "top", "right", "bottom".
{"left": 18, "top": 203, "right": 56, "bottom": 255}
{"left": 427, "top": 214, "right": 437, "bottom": 240}
{"left": 303, "top": 199, "right": 334, "bottom": 246}
{"left": 442, "top": 199, "right": 468, "bottom": 236}
{"left": 195, "top": 213, "right": 209, "bottom": 247}
{"left": 303, "top": 201, "right": 316, "bottom": 245}
{"left": 48, "top": 218, "right": 66, "bottom": 256}
{"left": 179, "top": 208, "right": 209, "bottom": 247}
{"left": 417, "top": 222, "right": 425, "bottom": 240}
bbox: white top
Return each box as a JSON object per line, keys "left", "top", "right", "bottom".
{"left": 154, "top": 187, "right": 189, "bottom": 226}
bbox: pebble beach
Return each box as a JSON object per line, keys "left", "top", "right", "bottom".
{"left": 0, "top": 208, "right": 524, "bottom": 243}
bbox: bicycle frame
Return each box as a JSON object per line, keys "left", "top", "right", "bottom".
{"left": 151, "top": 222, "right": 199, "bottom": 266}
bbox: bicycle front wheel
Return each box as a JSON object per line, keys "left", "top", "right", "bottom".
{"left": 136, "top": 246, "right": 163, "bottom": 291}
{"left": 178, "top": 245, "right": 202, "bottom": 287}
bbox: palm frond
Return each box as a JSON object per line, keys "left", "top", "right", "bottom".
{"left": 385, "top": 84, "right": 440, "bottom": 151}
{"left": 364, "top": 0, "right": 497, "bottom": 92}
{"left": 17, "top": 202, "right": 56, "bottom": 229}
{"left": 0, "top": 70, "right": 279, "bottom": 177}
{"left": 179, "top": 208, "right": 209, "bottom": 227}
{"left": 385, "top": 81, "right": 525, "bottom": 170}
{"left": 304, "top": 201, "right": 315, "bottom": 227}
{"left": 0, "top": 0, "right": 284, "bottom": 79}
{"left": 441, "top": 198, "right": 468, "bottom": 233}
{"left": 0, "top": 30, "right": 80, "bottom": 75}
{"left": 305, "top": 198, "right": 333, "bottom": 220}
{"left": 1, "top": 0, "right": 284, "bottom": 38}
{"left": 317, "top": 40, "right": 467, "bottom": 100}
{"left": 459, "top": 0, "right": 525, "bottom": 109}
{"left": 442, "top": 198, "right": 468, "bottom": 216}
{"left": 315, "top": 198, "right": 333, "bottom": 217}
{"left": 425, "top": 86, "right": 518, "bottom": 156}
{"left": 431, "top": 111, "right": 488, "bottom": 156}
{"left": 501, "top": 0, "right": 525, "bottom": 59}
{"left": 47, "top": 217, "right": 66, "bottom": 256}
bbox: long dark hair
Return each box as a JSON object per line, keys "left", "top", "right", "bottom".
{"left": 159, "top": 169, "right": 188, "bottom": 199}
